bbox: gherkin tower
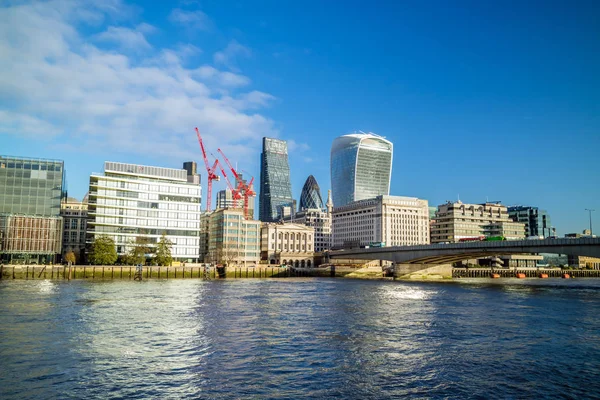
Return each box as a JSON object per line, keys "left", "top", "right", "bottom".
{"left": 299, "top": 175, "right": 324, "bottom": 211}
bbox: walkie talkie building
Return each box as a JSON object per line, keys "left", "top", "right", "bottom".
{"left": 330, "top": 132, "right": 393, "bottom": 208}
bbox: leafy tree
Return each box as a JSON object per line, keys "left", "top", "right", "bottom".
{"left": 90, "top": 235, "right": 118, "bottom": 265}
{"left": 64, "top": 251, "right": 76, "bottom": 265}
{"left": 154, "top": 233, "right": 173, "bottom": 266}
{"left": 125, "top": 237, "right": 150, "bottom": 265}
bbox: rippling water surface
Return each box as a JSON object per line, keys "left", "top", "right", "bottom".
{"left": 1, "top": 278, "right": 600, "bottom": 399}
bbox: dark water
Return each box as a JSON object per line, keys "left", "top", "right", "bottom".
{"left": 1, "top": 278, "right": 600, "bottom": 399}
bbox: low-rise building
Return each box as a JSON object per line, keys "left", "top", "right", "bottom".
{"left": 60, "top": 198, "right": 88, "bottom": 263}
{"left": 431, "top": 201, "right": 526, "bottom": 243}
{"left": 290, "top": 189, "right": 333, "bottom": 253}
{"left": 200, "top": 208, "right": 261, "bottom": 266}
{"left": 332, "top": 195, "right": 430, "bottom": 249}
{"left": 508, "top": 205, "right": 552, "bottom": 237}
{"left": 261, "top": 222, "right": 315, "bottom": 267}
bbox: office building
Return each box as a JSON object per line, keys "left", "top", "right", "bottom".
{"left": 216, "top": 188, "right": 255, "bottom": 219}
{"left": 60, "top": 197, "right": 88, "bottom": 263}
{"left": 87, "top": 161, "right": 202, "bottom": 262}
{"left": 330, "top": 132, "right": 393, "bottom": 208}
{"left": 332, "top": 195, "right": 429, "bottom": 249}
{"left": 0, "top": 156, "right": 66, "bottom": 264}
{"left": 291, "top": 190, "right": 333, "bottom": 253}
{"left": 261, "top": 222, "right": 315, "bottom": 267}
{"left": 259, "top": 138, "right": 294, "bottom": 222}
{"left": 507, "top": 206, "right": 552, "bottom": 237}
{"left": 430, "top": 201, "right": 526, "bottom": 243}
{"left": 200, "top": 208, "right": 261, "bottom": 266}
{"left": 299, "top": 175, "right": 324, "bottom": 211}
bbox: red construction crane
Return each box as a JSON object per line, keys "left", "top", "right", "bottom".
{"left": 216, "top": 160, "right": 242, "bottom": 208}
{"left": 195, "top": 127, "right": 220, "bottom": 211}
{"left": 217, "top": 148, "right": 255, "bottom": 219}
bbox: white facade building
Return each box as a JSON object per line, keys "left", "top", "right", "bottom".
{"left": 87, "top": 161, "right": 202, "bottom": 262}
{"left": 290, "top": 189, "right": 334, "bottom": 253}
{"left": 332, "top": 195, "right": 430, "bottom": 249}
{"left": 261, "top": 222, "right": 315, "bottom": 267}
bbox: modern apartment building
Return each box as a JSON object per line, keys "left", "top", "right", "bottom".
{"left": 507, "top": 206, "right": 552, "bottom": 237}
{"left": 0, "top": 156, "right": 66, "bottom": 264}
{"left": 200, "top": 208, "right": 261, "bottom": 266}
{"left": 299, "top": 175, "right": 324, "bottom": 211}
{"left": 291, "top": 189, "right": 333, "bottom": 253}
{"left": 330, "top": 132, "right": 393, "bottom": 208}
{"left": 430, "top": 201, "right": 526, "bottom": 243}
{"left": 60, "top": 198, "right": 88, "bottom": 263}
{"left": 332, "top": 195, "right": 430, "bottom": 249}
{"left": 86, "top": 161, "right": 202, "bottom": 262}
{"left": 259, "top": 137, "right": 294, "bottom": 222}
{"left": 260, "top": 222, "right": 315, "bottom": 267}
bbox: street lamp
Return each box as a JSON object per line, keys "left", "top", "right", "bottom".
{"left": 585, "top": 209, "right": 595, "bottom": 237}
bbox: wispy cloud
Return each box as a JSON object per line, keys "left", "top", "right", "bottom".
{"left": 0, "top": 0, "right": 277, "bottom": 162}
{"left": 287, "top": 139, "right": 310, "bottom": 152}
{"left": 214, "top": 40, "right": 251, "bottom": 71}
{"left": 168, "top": 8, "right": 213, "bottom": 31}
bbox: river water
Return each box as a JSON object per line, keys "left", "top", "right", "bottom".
{"left": 1, "top": 278, "right": 600, "bottom": 399}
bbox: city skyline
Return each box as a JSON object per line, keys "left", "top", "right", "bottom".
{"left": 1, "top": 1, "right": 599, "bottom": 234}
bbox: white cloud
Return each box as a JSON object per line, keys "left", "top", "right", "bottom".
{"left": 287, "top": 139, "right": 310, "bottom": 152}
{"left": 214, "top": 40, "right": 251, "bottom": 71}
{"left": 95, "top": 26, "right": 152, "bottom": 50}
{"left": 168, "top": 8, "right": 212, "bottom": 31}
{"left": 0, "top": 0, "right": 277, "bottom": 162}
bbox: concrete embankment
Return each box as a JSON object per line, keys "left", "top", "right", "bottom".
{"left": 0, "top": 265, "right": 346, "bottom": 280}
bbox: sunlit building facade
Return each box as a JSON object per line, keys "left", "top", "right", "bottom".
{"left": 259, "top": 138, "right": 294, "bottom": 222}
{"left": 87, "top": 161, "right": 202, "bottom": 262}
{"left": 0, "top": 156, "right": 66, "bottom": 264}
{"left": 330, "top": 132, "right": 393, "bottom": 208}
{"left": 60, "top": 198, "right": 88, "bottom": 263}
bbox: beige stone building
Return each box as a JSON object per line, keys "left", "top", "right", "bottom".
{"left": 200, "top": 208, "right": 260, "bottom": 266}
{"left": 332, "top": 195, "right": 430, "bottom": 249}
{"left": 567, "top": 255, "right": 600, "bottom": 270}
{"left": 261, "top": 222, "right": 315, "bottom": 267}
{"left": 430, "top": 201, "right": 526, "bottom": 243}
{"left": 60, "top": 198, "right": 88, "bottom": 263}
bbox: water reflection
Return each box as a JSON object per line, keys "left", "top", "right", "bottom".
{"left": 1, "top": 279, "right": 600, "bottom": 399}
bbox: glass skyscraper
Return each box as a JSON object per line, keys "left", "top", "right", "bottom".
{"left": 0, "top": 156, "right": 66, "bottom": 263}
{"left": 507, "top": 206, "right": 551, "bottom": 237}
{"left": 330, "top": 132, "right": 393, "bottom": 208}
{"left": 259, "top": 138, "right": 294, "bottom": 222}
{"left": 299, "top": 175, "right": 324, "bottom": 211}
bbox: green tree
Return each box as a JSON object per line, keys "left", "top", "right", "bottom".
{"left": 125, "top": 237, "right": 149, "bottom": 265}
{"left": 154, "top": 233, "right": 173, "bottom": 266}
{"left": 90, "top": 235, "right": 118, "bottom": 265}
{"left": 64, "top": 251, "right": 76, "bottom": 265}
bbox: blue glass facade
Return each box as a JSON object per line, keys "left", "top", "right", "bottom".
{"left": 259, "top": 138, "right": 294, "bottom": 222}
{"left": 299, "top": 175, "right": 324, "bottom": 211}
{"left": 330, "top": 133, "right": 393, "bottom": 208}
{"left": 508, "top": 206, "right": 552, "bottom": 237}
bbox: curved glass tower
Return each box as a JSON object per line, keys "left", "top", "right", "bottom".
{"left": 299, "top": 175, "right": 324, "bottom": 211}
{"left": 330, "top": 132, "right": 393, "bottom": 208}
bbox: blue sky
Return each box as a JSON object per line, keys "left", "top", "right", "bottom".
{"left": 1, "top": 0, "right": 599, "bottom": 234}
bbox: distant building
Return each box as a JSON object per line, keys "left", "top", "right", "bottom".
{"left": 299, "top": 175, "right": 324, "bottom": 211}
{"left": 330, "top": 132, "right": 393, "bottom": 208}
{"left": 567, "top": 255, "right": 600, "bottom": 270}
{"left": 431, "top": 201, "right": 525, "bottom": 243}
{"left": 259, "top": 137, "right": 294, "bottom": 222}
{"left": 507, "top": 206, "right": 552, "bottom": 237}
{"left": 291, "top": 190, "right": 334, "bottom": 253}
{"left": 332, "top": 195, "right": 430, "bottom": 249}
{"left": 86, "top": 161, "right": 202, "bottom": 263}
{"left": 60, "top": 198, "right": 88, "bottom": 263}
{"left": 216, "top": 188, "right": 255, "bottom": 219}
{"left": 261, "top": 222, "right": 315, "bottom": 267}
{"left": 0, "top": 156, "right": 66, "bottom": 264}
{"left": 200, "top": 208, "right": 261, "bottom": 266}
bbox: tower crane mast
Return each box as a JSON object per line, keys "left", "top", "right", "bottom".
{"left": 195, "top": 127, "right": 220, "bottom": 211}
